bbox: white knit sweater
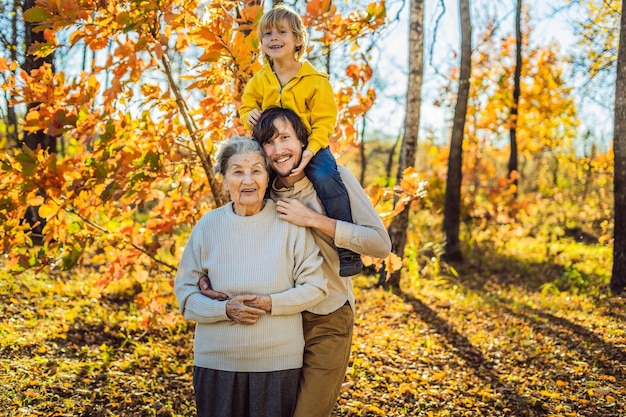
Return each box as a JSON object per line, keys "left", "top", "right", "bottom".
{"left": 174, "top": 200, "right": 327, "bottom": 372}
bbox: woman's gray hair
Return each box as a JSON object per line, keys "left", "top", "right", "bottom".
{"left": 213, "top": 136, "right": 271, "bottom": 175}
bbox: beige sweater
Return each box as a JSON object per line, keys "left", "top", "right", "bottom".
{"left": 271, "top": 166, "right": 392, "bottom": 315}
{"left": 174, "top": 200, "right": 327, "bottom": 372}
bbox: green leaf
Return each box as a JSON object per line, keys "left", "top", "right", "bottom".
{"left": 62, "top": 245, "right": 83, "bottom": 271}
{"left": 23, "top": 7, "right": 55, "bottom": 23}
{"left": 16, "top": 151, "right": 37, "bottom": 177}
{"left": 101, "top": 181, "right": 121, "bottom": 202}
{"left": 144, "top": 151, "right": 160, "bottom": 171}
{"left": 95, "top": 162, "right": 109, "bottom": 180}
{"left": 28, "top": 42, "right": 57, "bottom": 59}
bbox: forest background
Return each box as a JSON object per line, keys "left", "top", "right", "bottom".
{"left": 1, "top": 0, "right": 625, "bottom": 416}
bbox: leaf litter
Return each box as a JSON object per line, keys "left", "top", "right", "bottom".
{"left": 0, "top": 267, "right": 624, "bottom": 416}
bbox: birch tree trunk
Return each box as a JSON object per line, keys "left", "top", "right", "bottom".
{"left": 381, "top": 0, "right": 424, "bottom": 290}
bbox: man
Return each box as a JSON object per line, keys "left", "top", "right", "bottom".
{"left": 200, "top": 107, "right": 391, "bottom": 416}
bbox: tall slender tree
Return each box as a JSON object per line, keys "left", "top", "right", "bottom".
{"left": 381, "top": 0, "right": 424, "bottom": 290}
{"left": 442, "top": 0, "right": 471, "bottom": 262}
{"left": 1, "top": 0, "right": 20, "bottom": 145}
{"left": 610, "top": 3, "right": 626, "bottom": 295}
{"left": 508, "top": 0, "right": 522, "bottom": 195}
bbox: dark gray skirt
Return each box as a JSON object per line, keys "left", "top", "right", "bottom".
{"left": 193, "top": 366, "right": 301, "bottom": 417}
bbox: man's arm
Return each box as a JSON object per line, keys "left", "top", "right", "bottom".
{"left": 276, "top": 166, "right": 391, "bottom": 259}
{"left": 332, "top": 166, "right": 392, "bottom": 259}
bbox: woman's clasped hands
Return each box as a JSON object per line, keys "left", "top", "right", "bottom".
{"left": 225, "top": 294, "right": 272, "bottom": 325}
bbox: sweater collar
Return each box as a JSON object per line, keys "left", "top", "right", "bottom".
{"left": 271, "top": 175, "right": 311, "bottom": 197}
{"left": 225, "top": 199, "right": 274, "bottom": 220}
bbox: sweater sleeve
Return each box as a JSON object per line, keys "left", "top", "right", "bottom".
{"left": 239, "top": 73, "right": 264, "bottom": 131}
{"left": 333, "top": 166, "right": 392, "bottom": 259}
{"left": 173, "top": 224, "right": 230, "bottom": 324}
{"left": 269, "top": 227, "right": 328, "bottom": 316}
{"left": 305, "top": 77, "right": 337, "bottom": 155}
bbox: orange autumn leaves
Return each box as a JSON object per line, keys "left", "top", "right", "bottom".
{"left": 2, "top": 1, "right": 390, "bottom": 279}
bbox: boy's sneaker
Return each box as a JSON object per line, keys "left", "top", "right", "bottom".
{"left": 338, "top": 249, "right": 363, "bottom": 277}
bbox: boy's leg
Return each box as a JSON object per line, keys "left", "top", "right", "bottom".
{"left": 306, "top": 148, "right": 363, "bottom": 276}
{"left": 305, "top": 147, "right": 353, "bottom": 222}
{"left": 293, "top": 306, "right": 354, "bottom": 417}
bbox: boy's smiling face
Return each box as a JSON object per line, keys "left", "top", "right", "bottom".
{"left": 261, "top": 19, "right": 300, "bottom": 62}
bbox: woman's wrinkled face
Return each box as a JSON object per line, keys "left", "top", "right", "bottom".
{"left": 223, "top": 152, "right": 269, "bottom": 216}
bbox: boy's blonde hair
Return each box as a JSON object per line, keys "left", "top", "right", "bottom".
{"left": 258, "top": 4, "right": 308, "bottom": 62}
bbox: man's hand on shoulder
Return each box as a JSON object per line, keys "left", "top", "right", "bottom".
{"left": 276, "top": 198, "right": 316, "bottom": 227}
{"left": 276, "top": 197, "right": 337, "bottom": 238}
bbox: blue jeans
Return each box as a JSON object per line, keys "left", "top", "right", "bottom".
{"left": 305, "top": 147, "right": 353, "bottom": 224}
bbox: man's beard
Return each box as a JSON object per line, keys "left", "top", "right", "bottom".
{"left": 272, "top": 156, "right": 301, "bottom": 178}
{"left": 274, "top": 168, "right": 292, "bottom": 178}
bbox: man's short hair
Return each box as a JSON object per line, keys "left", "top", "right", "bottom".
{"left": 252, "top": 107, "right": 309, "bottom": 147}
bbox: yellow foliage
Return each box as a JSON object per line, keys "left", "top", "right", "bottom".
{"left": 38, "top": 202, "right": 59, "bottom": 219}
{"left": 576, "top": 0, "right": 620, "bottom": 77}
{"left": 2, "top": 0, "right": 387, "bottom": 283}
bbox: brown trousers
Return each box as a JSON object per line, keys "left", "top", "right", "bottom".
{"left": 293, "top": 304, "right": 355, "bottom": 417}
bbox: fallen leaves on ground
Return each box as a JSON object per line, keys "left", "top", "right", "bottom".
{"left": 335, "top": 276, "right": 625, "bottom": 416}
{"left": 1, "top": 269, "right": 624, "bottom": 416}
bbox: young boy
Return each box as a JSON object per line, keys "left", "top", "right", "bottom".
{"left": 239, "top": 4, "right": 363, "bottom": 276}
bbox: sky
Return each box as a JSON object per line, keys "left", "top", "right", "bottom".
{"left": 363, "top": 0, "right": 614, "bottom": 148}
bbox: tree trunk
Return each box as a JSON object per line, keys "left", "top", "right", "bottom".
{"left": 386, "top": 133, "right": 401, "bottom": 182}
{"left": 22, "top": 0, "right": 56, "bottom": 151}
{"left": 381, "top": 0, "right": 424, "bottom": 290}
{"left": 610, "top": 4, "right": 626, "bottom": 295}
{"left": 6, "top": 0, "right": 19, "bottom": 146}
{"left": 508, "top": 0, "right": 522, "bottom": 196}
{"left": 443, "top": 0, "right": 472, "bottom": 262}
{"left": 359, "top": 116, "right": 367, "bottom": 185}
{"left": 581, "top": 140, "right": 596, "bottom": 204}
{"left": 22, "top": 0, "right": 57, "bottom": 245}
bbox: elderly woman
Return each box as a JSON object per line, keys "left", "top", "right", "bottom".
{"left": 174, "top": 137, "right": 327, "bottom": 417}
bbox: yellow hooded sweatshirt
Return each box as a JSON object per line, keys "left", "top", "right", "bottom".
{"left": 239, "top": 60, "right": 337, "bottom": 155}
